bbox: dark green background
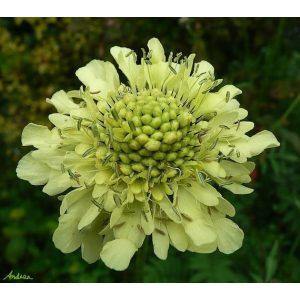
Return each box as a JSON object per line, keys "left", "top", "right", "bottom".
{"left": 0, "top": 18, "right": 300, "bottom": 283}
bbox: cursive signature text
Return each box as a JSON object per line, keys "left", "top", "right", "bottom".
{"left": 3, "top": 270, "right": 33, "bottom": 281}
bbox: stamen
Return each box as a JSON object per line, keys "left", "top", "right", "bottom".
{"left": 111, "top": 109, "right": 119, "bottom": 121}
{"left": 126, "top": 50, "right": 135, "bottom": 57}
{"left": 103, "top": 153, "right": 113, "bottom": 165}
{"left": 154, "top": 228, "right": 165, "bottom": 235}
{"left": 168, "top": 63, "right": 177, "bottom": 75}
{"left": 128, "top": 120, "right": 136, "bottom": 131}
{"left": 82, "top": 147, "right": 95, "bottom": 157}
{"left": 113, "top": 194, "right": 121, "bottom": 207}
{"left": 181, "top": 212, "right": 193, "bottom": 222}
{"left": 208, "top": 138, "right": 219, "bottom": 150}
{"left": 113, "top": 221, "right": 125, "bottom": 228}
{"left": 219, "top": 124, "right": 230, "bottom": 130}
{"left": 226, "top": 91, "right": 230, "bottom": 102}
{"left": 77, "top": 118, "right": 83, "bottom": 131}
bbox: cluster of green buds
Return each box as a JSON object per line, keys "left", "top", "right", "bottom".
{"left": 101, "top": 88, "right": 200, "bottom": 183}
{"left": 16, "top": 38, "right": 280, "bottom": 271}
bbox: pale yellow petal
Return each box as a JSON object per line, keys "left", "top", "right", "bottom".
{"left": 78, "top": 204, "right": 101, "bottom": 230}
{"left": 100, "top": 239, "right": 137, "bottom": 271}
{"left": 152, "top": 222, "right": 169, "bottom": 260}
{"left": 22, "top": 123, "right": 59, "bottom": 148}
{"left": 213, "top": 217, "right": 244, "bottom": 254}
{"left": 46, "top": 90, "right": 78, "bottom": 114}
{"left": 16, "top": 152, "right": 50, "bottom": 185}
{"left": 81, "top": 232, "right": 103, "bottom": 264}
{"left": 52, "top": 214, "right": 82, "bottom": 253}
{"left": 75, "top": 59, "right": 119, "bottom": 97}
{"left": 166, "top": 222, "right": 188, "bottom": 252}
{"left": 147, "top": 38, "right": 165, "bottom": 63}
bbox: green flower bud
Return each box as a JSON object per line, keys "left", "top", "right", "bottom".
{"left": 160, "top": 143, "right": 171, "bottom": 152}
{"left": 131, "top": 163, "right": 145, "bottom": 172}
{"left": 142, "top": 125, "right": 155, "bottom": 135}
{"left": 166, "top": 152, "right": 177, "bottom": 161}
{"left": 119, "top": 153, "right": 130, "bottom": 164}
{"left": 136, "top": 134, "right": 149, "bottom": 145}
{"left": 138, "top": 148, "right": 151, "bottom": 157}
{"left": 145, "top": 139, "right": 161, "bottom": 152}
{"left": 132, "top": 115, "right": 142, "bottom": 127}
{"left": 129, "top": 139, "right": 141, "bottom": 150}
{"left": 141, "top": 114, "right": 152, "bottom": 125}
{"left": 163, "top": 131, "right": 178, "bottom": 144}
{"left": 151, "top": 131, "right": 163, "bottom": 141}
{"left": 160, "top": 122, "right": 171, "bottom": 133}
{"left": 153, "top": 151, "right": 166, "bottom": 160}
{"left": 119, "top": 164, "right": 132, "bottom": 175}
{"left": 142, "top": 158, "right": 157, "bottom": 167}
{"left": 150, "top": 117, "right": 162, "bottom": 129}
{"left": 161, "top": 112, "right": 170, "bottom": 123}
{"left": 128, "top": 153, "right": 142, "bottom": 162}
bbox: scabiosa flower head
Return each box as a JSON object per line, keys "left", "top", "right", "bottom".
{"left": 16, "top": 38, "right": 280, "bottom": 271}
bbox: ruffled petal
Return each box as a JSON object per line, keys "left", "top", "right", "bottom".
{"left": 244, "top": 130, "right": 280, "bottom": 157}
{"left": 75, "top": 59, "right": 120, "bottom": 98}
{"left": 100, "top": 239, "right": 137, "bottom": 271}
{"left": 213, "top": 216, "right": 244, "bottom": 254}
{"left": 52, "top": 214, "right": 82, "bottom": 253}
{"left": 42, "top": 173, "right": 73, "bottom": 196}
{"left": 46, "top": 90, "right": 78, "bottom": 114}
{"left": 21, "top": 123, "right": 59, "bottom": 148}
{"left": 16, "top": 152, "right": 50, "bottom": 185}
{"left": 110, "top": 46, "right": 145, "bottom": 90}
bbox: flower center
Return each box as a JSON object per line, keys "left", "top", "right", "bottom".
{"left": 102, "top": 88, "right": 201, "bottom": 183}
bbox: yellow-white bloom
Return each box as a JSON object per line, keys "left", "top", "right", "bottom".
{"left": 16, "top": 38, "right": 280, "bottom": 271}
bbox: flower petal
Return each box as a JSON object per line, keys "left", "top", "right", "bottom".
{"left": 245, "top": 130, "right": 280, "bottom": 157}
{"left": 46, "top": 90, "right": 78, "bottom": 114}
{"left": 100, "top": 239, "right": 137, "bottom": 271}
{"left": 166, "top": 222, "right": 188, "bottom": 252}
{"left": 183, "top": 219, "right": 217, "bottom": 247}
{"left": 48, "top": 113, "right": 76, "bottom": 129}
{"left": 213, "top": 217, "right": 244, "bottom": 254}
{"left": 21, "top": 123, "right": 59, "bottom": 148}
{"left": 215, "top": 198, "right": 236, "bottom": 217}
{"left": 153, "top": 222, "right": 169, "bottom": 260}
{"left": 147, "top": 38, "right": 165, "bottom": 63}
{"left": 110, "top": 46, "right": 145, "bottom": 90}
{"left": 75, "top": 60, "right": 119, "bottom": 97}
{"left": 222, "top": 183, "right": 254, "bottom": 195}
{"left": 81, "top": 232, "right": 103, "bottom": 264}
{"left": 53, "top": 214, "right": 82, "bottom": 253}
{"left": 16, "top": 152, "right": 50, "bottom": 185}
{"left": 188, "top": 182, "right": 220, "bottom": 206}
{"left": 78, "top": 204, "right": 101, "bottom": 230}
{"left": 42, "top": 173, "right": 73, "bottom": 196}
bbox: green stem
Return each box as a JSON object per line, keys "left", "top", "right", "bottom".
{"left": 272, "top": 93, "right": 300, "bottom": 130}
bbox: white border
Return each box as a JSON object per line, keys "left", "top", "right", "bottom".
{"left": 1, "top": 283, "right": 300, "bottom": 300}
{"left": 0, "top": 0, "right": 300, "bottom": 17}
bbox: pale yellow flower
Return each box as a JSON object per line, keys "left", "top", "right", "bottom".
{"left": 16, "top": 38, "right": 280, "bottom": 271}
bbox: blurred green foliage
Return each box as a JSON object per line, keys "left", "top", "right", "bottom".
{"left": 0, "top": 17, "right": 300, "bottom": 283}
